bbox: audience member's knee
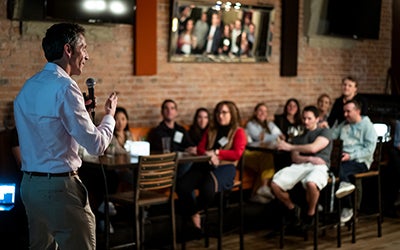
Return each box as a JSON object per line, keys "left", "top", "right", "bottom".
{"left": 270, "top": 181, "right": 280, "bottom": 193}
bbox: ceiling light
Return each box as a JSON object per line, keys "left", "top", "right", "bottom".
{"left": 83, "top": 0, "right": 107, "bottom": 12}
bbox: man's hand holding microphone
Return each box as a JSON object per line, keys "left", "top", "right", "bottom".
{"left": 83, "top": 77, "right": 118, "bottom": 118}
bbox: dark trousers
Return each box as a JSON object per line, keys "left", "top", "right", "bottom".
{"left": 340, "top": 160, "right": 368, "bottom": 208}
{"left": 176, "top": 163, "right": 216, "bottom": 217}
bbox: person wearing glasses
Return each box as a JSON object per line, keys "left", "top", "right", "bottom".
{"left": 176, "top": 100, "right": 247, "bottom": 235}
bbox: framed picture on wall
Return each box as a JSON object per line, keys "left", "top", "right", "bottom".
{"left": 168, "top": 0, "right": 275, "bottom": 63}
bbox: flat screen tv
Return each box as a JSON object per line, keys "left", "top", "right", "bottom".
{"left": 7, "top": 0, "right": 135, "bottom": 25}
{"left": 168, "top": 0, "right": 275, "bottom": 63}
{"left": 326, "top": 0, "right": 381, "bottom": 39}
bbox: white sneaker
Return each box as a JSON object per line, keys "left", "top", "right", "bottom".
{"left": 249, "top": 194, "right": 270, "bottom": 204}
{"left": 335, "top": 182, "right": 355, "bottom": 199}
{"left": 98, "top": 201, "right": 117, "bottom": 216}
{"left": 256, "top": 185, "right": 275, "bottom": 200}
{"left": 340, "top": 208, "right": 353, "bottom": 223}
{"left": 98, "top": 220, "right": 115, "bottom": 234}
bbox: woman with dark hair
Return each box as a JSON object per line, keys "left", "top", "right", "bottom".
{"left": 274, "top": 98, "right": 303, "bottom": 171}
{"left": 106, "top": 107, "right": 133, "bottom": 154}
{"left": 274, "top": 98, "right": 303, "bottom": 142}
{"left": 176, "top": 100, "right": 247, "bottom": 232}
{"left": 188, "top": 107, "right": 210, "bottom": 145}
{"left": 100, "top": 107, "right": 133, "bottom": 232}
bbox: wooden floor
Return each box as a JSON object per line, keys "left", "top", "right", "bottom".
{"left": 102, "top": 208, "right": 400, "bottom": 250}
{"left": 100, "top": 190, "right": 400, "bottom": 250}
{"left": 183, "top": 216, "right": 400, "bottom": 250}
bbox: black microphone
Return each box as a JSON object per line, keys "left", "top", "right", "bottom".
{"left": 86, "top": 77, "right": 96, "bottom": 121}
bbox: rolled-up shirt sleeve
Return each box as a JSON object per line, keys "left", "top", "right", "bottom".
{"left": 61, "top": 83, "right": 115, "bottom": 156}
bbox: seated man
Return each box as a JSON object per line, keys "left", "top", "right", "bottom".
{"left": 271, "top": 105, "right": 332, "bottom": 229}
{"left": 148, "top": 99, "right": 196, "bottom": 178}
{"left": 332, "top": 99, "right": 377, "bottom": 224}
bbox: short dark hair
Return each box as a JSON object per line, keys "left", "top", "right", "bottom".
{"left": 303, "top": 105, "right": 319, "bottom": 118}
{"left": 344, "top": 99, "right": 362, "bottom": 111}
{"left": 42, "top": 23, "right": 85, "bottom": 62}
{"left": 161, "top": 99, "right": 177, "bottom": 112}
{"left": 342, "top": 76, "right": 358, "bottom": 87}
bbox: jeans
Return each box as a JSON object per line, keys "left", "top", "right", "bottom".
{"left": 340, "top": 160, "right": 368, "bottom": 208}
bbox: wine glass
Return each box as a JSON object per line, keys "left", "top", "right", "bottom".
{"left": 287, "top": 126, "right": 296, "bottom": 142}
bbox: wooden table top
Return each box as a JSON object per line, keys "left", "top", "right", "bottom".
{"left": 81, "top": 152, "right": 211, "bottom": 169}
{"left": 246, "top": 141, "right": 278, "bottom": 152}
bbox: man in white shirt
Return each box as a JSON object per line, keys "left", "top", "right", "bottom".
{"left": 205, "top": 13, "right": 222, "bottom": 55}
{"left": 14, "top": 23, "right": 118, "bottom": 250}
{"left": 230, "top": 19, "right": 242, "bottom": 55}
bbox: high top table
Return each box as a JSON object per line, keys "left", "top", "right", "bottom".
{"left": 80, "top": 151, "right": 211, "bottom": 250}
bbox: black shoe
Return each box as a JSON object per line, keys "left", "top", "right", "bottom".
{"left": 287, "top": 205, "right": 301, "bottom": 226}
{"left": 192, "top": 227, "right": 204, "bottom": 240}
{"left": 181, "top": 217, "right": 204, "bottom": 241}
{"left": 302, "top": 215, "right": 315, "bottom": 231}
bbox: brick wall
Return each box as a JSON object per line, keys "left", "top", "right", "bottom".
{"left": 0, "top": 0, "right": 391, "bottom": 130}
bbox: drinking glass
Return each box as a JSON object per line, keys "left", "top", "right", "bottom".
{"left": 161, "top": 137, "right": 171, "bottom": 153}
{"left": 287, "top": 126, "right": 296, "bottom": 142}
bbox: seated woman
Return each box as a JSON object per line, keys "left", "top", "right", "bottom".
{"left": 99, "top": 107, "right": 134, "bottom": 225}
{"left": 107, "top": 107, "right": 135, "bottom": 186}
{"left": 274, "top": 98, "right": 303, "bottom": 141}
{"left": 107, "top": 107, "right": 133, "bottom": 154}
{"left": 80, "top": 107, "right": 134, "bottom": 233}
{"left": 188, "top": 107, "right": 210, "bottom": 146}
{"left": 246, "top": 103, "right": 284, "bottom": 143}
{"left": 316, "top": 93, "right": 332, "bottom": 128}
{"left": 245, "top": 103, "right": 284, "bottom": 203}
{"left": 274, "top": 98, "right": 303, "bottom": 171}
{"left": 176, "top": 101, "right": 247, "bottom": 232}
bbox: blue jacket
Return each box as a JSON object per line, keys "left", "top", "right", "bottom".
{"left": 331, "top": 116, "right": 377, "bottom": 169}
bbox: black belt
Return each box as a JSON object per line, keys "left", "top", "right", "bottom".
{"left": 24, "top": 171, "right": 78, "bottom": 177}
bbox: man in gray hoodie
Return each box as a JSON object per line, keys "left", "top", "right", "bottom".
{"left": 332, "top": 99, "right": 377, "bottom": 224}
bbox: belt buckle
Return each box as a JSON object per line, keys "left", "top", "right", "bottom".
{"left": 68, "top": 171, "right": 77, "bottom": 177}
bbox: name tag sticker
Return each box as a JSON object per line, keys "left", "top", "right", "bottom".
{"left": 173, "top": 131, "right": 184, "bottom": 143}
{"left": 218, "top": 136, "right": 228, "bottom": 147}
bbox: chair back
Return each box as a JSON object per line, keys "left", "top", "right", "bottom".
{"left": 373, "top": 123, "right": 390, "bottom": 142}
{"left": 371, "top": 123, "right": 389, "bottom": 170}
{"left": 329, "top": 139, "right": 343, "bottom": 176}
{"left": 136, "top": 152, "right": 178, "bottom": 194}
{"left": 370, "top": 136, "right": 384, "bottom": 171}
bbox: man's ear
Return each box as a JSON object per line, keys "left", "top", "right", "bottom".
{"left": 64, "top": 43, "right": 72, "bottom": 58}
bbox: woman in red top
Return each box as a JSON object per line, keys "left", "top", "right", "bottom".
{"left": 176, "top": 100, "right": 247, "bottom": 232}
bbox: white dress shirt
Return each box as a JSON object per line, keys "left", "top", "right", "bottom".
{"left": 14, "top": 62, "right": 115, "bottom": 173}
